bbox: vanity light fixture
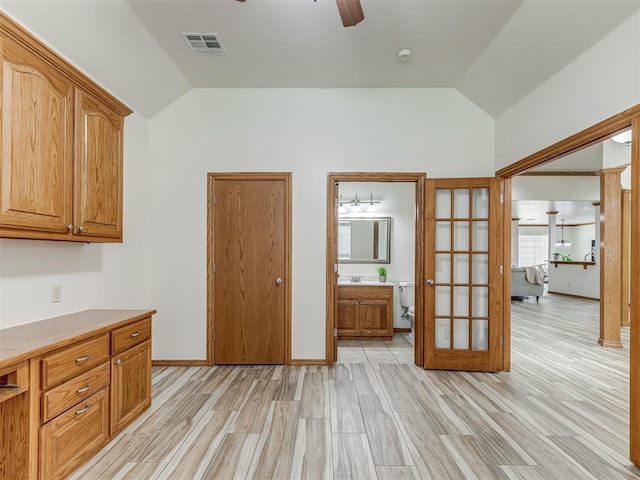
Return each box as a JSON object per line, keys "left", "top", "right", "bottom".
{"left": 338, "top": 194, "right": 348, "bottom": 214}
{"left": 350, "top": 194, "right": 362, "bottom": 213}
{"left": 366, "top": 193, "right": 378, "bottom": 212}
{"left": 555, "top": 219, "right": 571, "bottom": 247}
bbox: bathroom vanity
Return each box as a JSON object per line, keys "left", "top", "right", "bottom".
{"left": 337, "top": 284, "right": 394, "bottom": 339}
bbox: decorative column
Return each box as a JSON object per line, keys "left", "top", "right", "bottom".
{"left": 622, "top": 189, "right": 631, "bottom": 327}
{"left": 597, "top": 167, "right": 625, "bottom": 348}
{"left": 511, "top": 218, "right": 520, "bottom": 267}
{"left": 546, "top": 211, "right": 558, "bottom": 262}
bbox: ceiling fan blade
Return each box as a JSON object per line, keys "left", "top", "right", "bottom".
{"left": 336, "top": 0, "right": 364, "bottom": 27}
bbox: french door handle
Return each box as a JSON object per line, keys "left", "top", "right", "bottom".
{"left": 426, "top": 279, "right": 435, "bottom": 286}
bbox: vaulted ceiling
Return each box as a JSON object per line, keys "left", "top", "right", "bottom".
{"left": 2, "top": 0, "right": 638, "bottom": 119}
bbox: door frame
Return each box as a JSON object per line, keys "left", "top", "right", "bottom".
{"left": 495, "top": 103, "right": 640, "bottom": 464}
{"left": 326, "top": 172, "right": 426, "bottom": 365}
{"left": 207, "top": 172, "right": 293, "bottom": 366}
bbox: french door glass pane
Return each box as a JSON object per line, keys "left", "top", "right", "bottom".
{"left": 472, "top": 188, "right": 489, "bottom": 219}
{"left": 472, "top": 286, "right": 489, "bottom": 317}
{"left": 436, "top": 318, "right": 450, "bottom": 349}
{"left": 436, "top": 221, "right": 451, "bottom": 250}
{"left": 454, "top": 319, "right": 470, "bottom": 349}
{"left": 436, "top": 189, "right": 451, "bottom": 218}
{"left": 453, "top": 286, "right": 469, "bottom": 316}
{"left": 436, "top": 287, "right": 451, "bottom": 316}
{"left": 454, "top": 254, "right": 469, "bottom": 284}
{"left": 472, "top": 221, "right": 489, "bottom": 251}
{"left": 473, "top": 319, "right": 489, "bottom": 350}
{"left": 436, "top": 254, "right": 451, "bottom": 283}
{"left": 472, "top": 254, "right": 489, "bottom": 284}
{"left": 454, "top": 189, "right": 470, "bottom": 218}
{"left": 454, "top": 221, "right": 469, "bottom": 251}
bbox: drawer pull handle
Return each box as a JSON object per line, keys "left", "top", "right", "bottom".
{"left": 0, "top": 383, "right": 19, "bottom": 390}
{"left": 76, "top": 354, "right": 90, "bottom": 363}
{"left": 131, "top": 331, "right": 141, "bottom": 337}
{"left": 75, "top": 405, "right": 90, "bottom": 415}
{"left": 77, "top": 384, "right": 91, "bottom": 394}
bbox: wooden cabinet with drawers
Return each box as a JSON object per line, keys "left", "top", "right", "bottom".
{"left": 0, "top": 309, "right": 155, "bottom": 480}
{"left": 337, "top": 285, "right": 394, "bottom": 339}
{"left": 0, "top": 12, "right": 131, "bottom": 242}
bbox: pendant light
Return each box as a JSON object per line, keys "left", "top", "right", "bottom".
{"left": 555, "top": 219, "right": 571, "bottom": 247}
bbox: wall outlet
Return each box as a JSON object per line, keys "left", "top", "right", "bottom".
{"left": 52, "top": 285, "right": 62, "bottom": 303}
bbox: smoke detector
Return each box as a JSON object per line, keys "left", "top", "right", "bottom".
{"left": 397, "top": 48, "right": 412, "bottom": 62}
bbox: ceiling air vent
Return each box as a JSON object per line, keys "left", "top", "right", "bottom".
{"left": 181, "top": 32, "right": 226, "bottom": 56}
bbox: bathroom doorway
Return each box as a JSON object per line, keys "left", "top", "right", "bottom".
{"left": 326, "top": 173, "right": 426, "bottom": 366}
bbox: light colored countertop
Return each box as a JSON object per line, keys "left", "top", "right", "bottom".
{"left": 0, "top": 309, "right": 156, "bottom": 368}
{"left": 338, "top": 281, "right": 395, "bottom": 286}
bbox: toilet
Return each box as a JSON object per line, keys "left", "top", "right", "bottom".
{"left": 398, "top": 281, "right": 415, "bottom": 342}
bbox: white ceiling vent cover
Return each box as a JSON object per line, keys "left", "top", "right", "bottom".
{"left": 182, "top": 33, "right": 226, "bottom": 56}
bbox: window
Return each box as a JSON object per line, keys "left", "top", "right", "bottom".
{"left": 518, "top": 233, "right": 548, "bottom": 267}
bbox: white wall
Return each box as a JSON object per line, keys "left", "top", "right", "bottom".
{"left": 337, "top": 182, "right": 416, "bottom": 329}
{"left": 512, "top": 176, "right": 600, "bottom": 201}
{"left": 496, "top": 12, "right": 640, "bottom": 169}
{"left": 0, "top": 113, "right": 152, "bottom": 328}
{"left": 148, "top": 88, "right": 494, "bottom": 360}
{"left": 548, "top": 263, "right": 599, "bottom": 299}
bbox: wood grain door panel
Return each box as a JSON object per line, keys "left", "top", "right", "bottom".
{"left": 0, "top": 37, "right": 73, "bottom": 232}
{"left": 213, "top": 176, "right": 289, "bottom": 364}
{"left": 359, "top": 300, "right": 389, "bottom": 334}
{"left": 337, "top": 300, "right": 357, "bottom": 334}
{"left": 74, "top": 90, "right": 123, "bottom": 239}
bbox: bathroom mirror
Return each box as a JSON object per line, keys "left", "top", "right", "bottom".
{"left": 338, "top": 217, "right": 391, "bottom": 264}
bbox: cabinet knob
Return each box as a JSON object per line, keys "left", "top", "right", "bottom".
{"left": 78, "top": 225, "right": 85, "bottom": 233}
{"left": 115, "top": 359, "right": 122, "bottom": 365}
{"left": 67, "top": 224, "right": 74, "bottom": 231}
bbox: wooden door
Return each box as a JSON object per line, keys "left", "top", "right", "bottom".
{"left": 424, "top": 178, "right": 503, "bottom": 371}
{"left": 74, "top": 90, "right": 123, "bottom": 239}
{"left": 0, "top": 36, "right": 74, "bottom": 233}
{"left": 211, "top": 174, "right": 290, "bottom": 364}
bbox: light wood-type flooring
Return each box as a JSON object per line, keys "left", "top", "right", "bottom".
{"left": 72, "top": 294, "right": 640, "bottom": 479}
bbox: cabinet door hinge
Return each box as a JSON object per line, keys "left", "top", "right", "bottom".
{"left": 500, "top": 336, "right": 504, "bottom": 345}
{"left": 213, "top": 263, "right": 217, "bottom": 273}
{"left": 213, "top": 195, "right": 216, "bottom": 206}
{"left": 499, "top": 265, "right": 503, "bottom": 274}
{"left": 500, "top": 194, "right": 504, "bottom": 204}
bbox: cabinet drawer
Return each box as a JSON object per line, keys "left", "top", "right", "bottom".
{"left": 40, "top": 387, "right": 110, "bottom": 480}
{"left": 111, "top": 317, "right": 151, "bottom": 355}
{"left": 41, "top": 334, "right": 110, "bottom": 390}
{"left": 338, "top": 285, "right": 393, "bottom": 301}
{"left": 42, "top": 362, "right": 110, "bottom": 423}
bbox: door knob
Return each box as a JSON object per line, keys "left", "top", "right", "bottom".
{"left": 426, "top": 279, "right": 435, "bottom": 286}
{"left": 275, "top": 278, "right": 283, "bottom": 286}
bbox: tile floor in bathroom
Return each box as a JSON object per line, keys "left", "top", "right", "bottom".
{"left": 337, "top": 334, "right": 415, "bottom": 364}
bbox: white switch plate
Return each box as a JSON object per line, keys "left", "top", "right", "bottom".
{"left": 52, "top": 285, "right": 62, "bottom": 303}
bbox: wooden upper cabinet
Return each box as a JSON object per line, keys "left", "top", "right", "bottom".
{"left": 0, "top": 36, "right": 74, "bottom": 233}
{"left": 74, "top": 90, "right": 123, "bottom": 239}
{"left": 0, "top": 13, "right": 131, "bottom": 242}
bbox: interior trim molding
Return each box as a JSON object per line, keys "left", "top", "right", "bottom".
{"left": 520, "top": 171, "right": 598, "bottom": 176}
{"left": 290, "top": 359, "right": 327, "bottom": 366}
{"left": 152, "top": 360, "right": 208, "bottom": 366}
{"left": 496, "top": 103, "right": 640, "bottom": 178}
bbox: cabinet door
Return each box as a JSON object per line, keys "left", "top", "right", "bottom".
{"left": 0, "top": 37, "right": 73, "bottom": 233}
{"left": 359, "top": 299, "right": 392, "bottom": 336}
{"left": 110, "top": 340, "right": 151, "bottom": 435}
{"left": 337, "top": 299, "right": 358, "bottom": 335}
{"left": 74, "top": 90, "right": 123, "bottom": 240}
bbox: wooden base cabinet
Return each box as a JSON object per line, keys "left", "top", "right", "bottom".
{"left": 40, "top": 388, "right": 110, "bottom": 480}
{"left": 337, "top": 285, "right": 394, "bottom": 339}
{"left": 0, "top": 309, "right": 155, "bottom": 480}
{"left": 111, "top": 340, "right": 151, "bottom": 435}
